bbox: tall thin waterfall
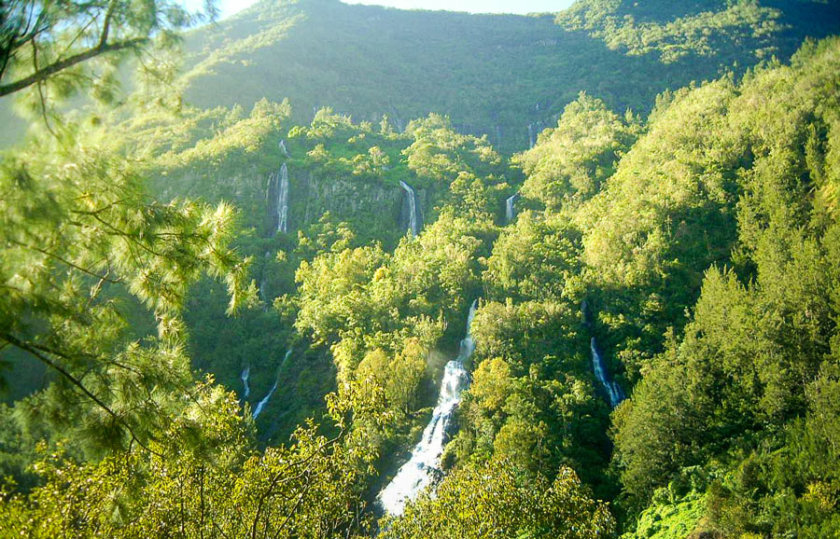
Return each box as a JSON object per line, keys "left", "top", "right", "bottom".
{"left": 590, "top": 337, "right": 625, "bottom": 408}
{"left": 252, "top": 349, "right": 293, "bottom": 420}
{"left": 505, "top": 193, "right": 520, "bottom": 224}
{"left": 378, "top": 300, "right": 478, "bottom": 516}
{"left": 528, "top": 123, "right": 535, "bottom": 149}
{"left": 241, "top": 367, "right": 251, "bottom": 399}
{"left": 582, "top": 301, "right": 625, "bottom": 408}
{"left": 399, "top": 180, "right": 421, "bottom": 236}
{"left": 277, "top": 163, "right": 290, "bottom": 233}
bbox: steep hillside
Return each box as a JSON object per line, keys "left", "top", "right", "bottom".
{"left": 179, "top": 0, "right": 840, "bottom": 152}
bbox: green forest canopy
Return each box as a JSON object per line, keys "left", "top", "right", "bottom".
{"left": 1, "top": 0, "right": 840, "bottom": 537}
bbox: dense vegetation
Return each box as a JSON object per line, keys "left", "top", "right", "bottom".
{"left": 1, "top": 0, "right": 840, "bottom": 537}
{"left": 135, "top": 0, "right": 840, "bottom": 152}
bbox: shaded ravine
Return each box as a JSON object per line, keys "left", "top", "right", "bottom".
{"left": 377, "top": 300, "right": 478, "bottom": 516}
{"left": 582, "top": 300, "right": 625, "bottom": 409}
{"left": 590, "top": 337, "right": 625, "bottom": 408}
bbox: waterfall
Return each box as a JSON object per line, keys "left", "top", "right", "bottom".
{"left": 259, "top": 279, "right": 268, "bottom": 302}
{"left": 528, "top": 123, "right": 535, "bottom": 149}
{"left": 252, "top": 349, "right": 293, "bottom": 420}
{"left": 278, "top": 139, "right": 288, "bottom": 156}
{"left": 240, "top": 367, "right": 251, "bottom": 399}
{"left": 399, "top": 180, "right": 422, "bottom": 236}
{"left": 252, "top": 379, "right": 278, "bottom": 420}
{"left": 505, "top": 193, "right": 520, "bottom": 224}
{"left": 590, "top": 337, "right": 625, "bottom": 408}
{"left": 378, "top": 300, "right": 478, "bottom": 516}
{"left": 277, "top": 163, "right": 290, "bottom": 234}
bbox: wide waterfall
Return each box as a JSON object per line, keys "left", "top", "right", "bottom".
{"left": 505, "top": 193, "right": 520, "bottom": 224}
{"left": 241, "top": 367, "right": 251, "bottom": 399}
{"left": 399, "top": 180, "right": 421, "bottom": 236}
{"left": 277, "top": 163, "right": 290, "bottom": 233}
{"left": 251, "top": 349, "right": 293, "bottom": 419}
{"left": 590, "top": 337, "right": 625, "bottom": 408}
{"left": 378, "top": 300, "right": 478, "bottom": 516}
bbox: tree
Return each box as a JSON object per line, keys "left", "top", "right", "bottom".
{"left": 0, "top": 128, "right": 256, "bottom": 453}
{"left": 0, "top": 0, "right": 214, "bottom": 104}
{"left": 381, "top": 457, "right": 615, "bottom": 538}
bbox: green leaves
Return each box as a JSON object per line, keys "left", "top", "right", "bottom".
{"left": 383, "top": 458, "right": 615, "bottom": 538}
{"left": 0, "top": 122, "right": 254, "bottom": 452}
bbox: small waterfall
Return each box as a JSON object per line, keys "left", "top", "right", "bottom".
{"left": 240, "top": 367, "right": 251, "bottom": 399}
{"left": 252, "top": 379, "right": 278, "bottom": 420}
{"left": 505, "top": 193, "right": 520, "bottom": 224}
{"left": 399, "top": 180, "right": 422, "bottom": 236}
{"left": 277, "top": 163, "right": 290, "bottom": 234}
{"left": 278, "top": 139, "right": 288, "bottom": 156}
{"left": 528, "top": 123, "right": 535, "bottom": 149}
{"left": 378, "top": 300, "right": 478, "bottom": 516}
{"left": 252, "top": 349, "right": 293, "bottom": 420}
{"left": 590, "top": 337, "right": 625, "bottom": 408}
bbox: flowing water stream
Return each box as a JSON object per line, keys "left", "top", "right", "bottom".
{"left": 590, "top": 337, "right": 625, "bottom": 408}
{"left": 505, "top": 193, "right": 520, "bottom": 224}
{"left": 252, "top": 348, "right": 294, "bottom": 419}
{"left": 378, "top": 300, "right": 478, "bottom": 516}
{"left": 277, "top": 163, "right": 290, "bottom": 233}
{"left": 399, "top": 180, "right": 421, "bottom": 236}
{"left": 240, "top": 367, "right": 250, "bottom": 399}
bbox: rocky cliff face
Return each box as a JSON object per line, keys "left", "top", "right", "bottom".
{"left": 157, "top": 160, "right": 430, "bottom": 245}
{"left": 265, "top": 166, "right": 420, "bottom": 243}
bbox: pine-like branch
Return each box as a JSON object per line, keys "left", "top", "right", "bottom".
{"left": 0, "top": 36, "right": 147, "bottom": 97}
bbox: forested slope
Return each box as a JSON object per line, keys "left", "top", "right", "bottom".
{"left": 178, "top": 0, "right": 840, "bottom": 152}
{"left": 1, "top": 0, "right": 839, "bottom": 537}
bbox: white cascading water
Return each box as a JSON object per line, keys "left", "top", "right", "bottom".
{"left": 528, "top": 123, "right": 535, "bottom": 149}
{"left": 241, "top": 367, "right": 251, "bottom": 399}
{"left": 277, "top": 163, "right": 290, "bottom": 233}
{"left": 590, "top": 337, "right": 624, "bottom": 408}
{"left": 505, "top": 193, "right": 519, "bottom": 224}
{"left": 378, "top": 300, "right": 478, "bottom": 516}
{"left": 252, "top": 379, "right": 278, "bottom": 419}
{"left": 252, "top": 349, "right": 293, "bottom": 419}
{"left": 399, "top": 180, "right": 420, "bottom": 236}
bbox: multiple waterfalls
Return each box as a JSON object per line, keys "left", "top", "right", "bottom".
{"left": 378, "top": 300, "right": 478, "bottom": 516}
{"left": 257, "top": 138, "right": 623, "bottom": 513}
{"left": 376, "top": 298, "right": 624, "bottom": 516}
